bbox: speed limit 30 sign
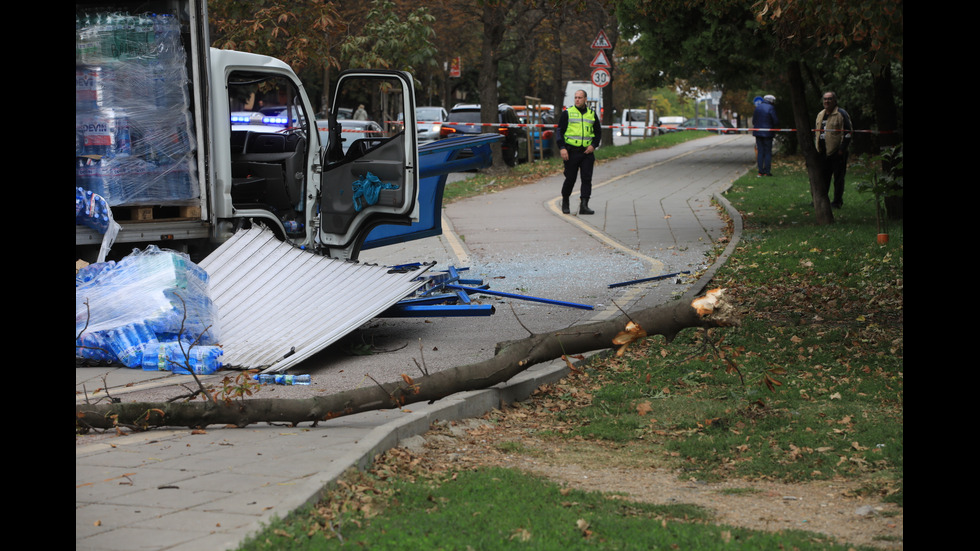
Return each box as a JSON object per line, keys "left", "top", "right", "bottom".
{"left": 591, "top": 67, "right": 610, "bottom": 88}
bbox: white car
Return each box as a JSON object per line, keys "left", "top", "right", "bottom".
{"left": 316, "top": 119, "right": 385, "bottom": 154}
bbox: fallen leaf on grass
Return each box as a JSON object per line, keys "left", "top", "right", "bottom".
{"left": 636, "top": 401, "right": 652, "bottom": 416}
{"left": 562, "top": 354, "right": 586, "bottom": 373}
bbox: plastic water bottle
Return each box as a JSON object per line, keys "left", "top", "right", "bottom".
{"left": 254, "top": 373, "right": 311, "bottom": 385}
{"left": 76, "top": 331, "right": 115, "bottom": 363}
{"left": 141, "top": 341, "right": 167, "bottom": 372}
{"left": 106, "top": 321, "right": 158, "bottom": 368}
{"left": 160, "top": 340, "right": 223, "bottom": 375}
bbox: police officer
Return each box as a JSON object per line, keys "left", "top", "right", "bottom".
{"left": 557, "top": 90, "right": 601, "bottom": 215}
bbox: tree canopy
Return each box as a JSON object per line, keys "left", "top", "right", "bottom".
{"left": 340, "top": 0, "right": 438, "bottom": 80}
{"left": 208, "top": 0, "right": 342, "bottom": 74}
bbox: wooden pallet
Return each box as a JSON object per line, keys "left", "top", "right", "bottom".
{"left": 117, "top": 204, "right": 201, "bottom": 222}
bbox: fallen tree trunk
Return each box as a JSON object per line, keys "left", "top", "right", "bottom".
{"left": 76, "top": 291, "right": 735, "bottom": 430}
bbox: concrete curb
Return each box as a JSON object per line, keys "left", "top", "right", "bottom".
{"left": 683, "top": 189, "right": 744, "bottom": 302}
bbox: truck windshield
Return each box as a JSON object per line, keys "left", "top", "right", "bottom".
{"left": 228, "top": 73, "right": 308, "bottom": 133}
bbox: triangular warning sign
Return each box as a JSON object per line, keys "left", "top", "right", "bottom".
{"left": 590, "top": 50, "right": 610, "bottom": 67}
{"left": 591, "top": 30, "right": 612, "bottom": 49}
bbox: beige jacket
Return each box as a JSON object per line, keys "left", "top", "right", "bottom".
{"left": 815, "top": 107, "right": 852, "bottom": 156}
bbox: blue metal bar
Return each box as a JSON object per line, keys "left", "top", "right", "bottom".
{"left": 381, "top": 304, "right": 496, "bottom": 317}
{"left": 608, "top": 271, "right": 691, "bottom": 288}
{"left": 444, "top": 283, "right": 594, "bottom": 310}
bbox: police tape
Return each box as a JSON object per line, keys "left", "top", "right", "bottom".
{"left": 321, "top": 121, "right": 888, "bottom": 134}
{"left": 433, "top": 121, "right": 885, "bottom": 134}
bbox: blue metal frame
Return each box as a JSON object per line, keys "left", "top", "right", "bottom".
{"left": 380, "top": 264, "right": 595, "bottom": 317}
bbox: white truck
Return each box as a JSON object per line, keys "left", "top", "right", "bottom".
{"left": 563, "top": 80, "right": 604, "bottom": 116}
{"left": 75, "top": 0, "right": 502, "bottom": 374}
{"left": 75, "top": 0, "right": 437, "bottom": 264}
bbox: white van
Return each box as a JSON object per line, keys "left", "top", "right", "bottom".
{"left": 564, "top": 80, "right": 603, "bottom": 116}
{"left": 620, "top": 109, "right": 658, "bottom": 138}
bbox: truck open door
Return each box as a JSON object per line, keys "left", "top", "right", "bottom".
{"left": 318, "top": 71, "right": 419, "bottom": 260}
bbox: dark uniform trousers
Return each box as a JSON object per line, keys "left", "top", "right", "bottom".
{"left": 561, "top": 145, "right": 594, "bottom": 200}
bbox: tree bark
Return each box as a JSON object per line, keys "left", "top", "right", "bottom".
{"left": 787, "top": 59, "right": 834, "bottom": 225}
{"left": 478, "top": 2, "right": 506, "bottom": 167}
{"left": 76, "top": 293, "right": 736, "bottom": 431}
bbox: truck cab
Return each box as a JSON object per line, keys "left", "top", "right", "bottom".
{"left": 76, "top": 0, "right": 419, "bottom": 263}
{"left": 212, "top": 56, "right": 419, "bottom": 260}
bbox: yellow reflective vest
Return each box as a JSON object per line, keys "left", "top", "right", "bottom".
{"left": 563, "top": 106, "right": 597, "bottom": 147}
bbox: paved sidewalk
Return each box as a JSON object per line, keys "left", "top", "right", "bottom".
{"left": 76, "top": 134, "right": 752, "bottom": 551}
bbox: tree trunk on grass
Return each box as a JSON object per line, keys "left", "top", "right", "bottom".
{"left": 76, "top": 292, "right": 736, "bottom": 431}
{"left": 787, "top": 60, "right": 834, "bottom": 225}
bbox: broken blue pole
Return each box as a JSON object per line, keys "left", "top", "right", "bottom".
{"left": 444, "top": 283, "right": 594, "bottom": 310}
{"left": 381, "top": 303, "right": 496, "bottom": 317}
{"left": 607, "top": 271, "right": 691, "bottom": 288}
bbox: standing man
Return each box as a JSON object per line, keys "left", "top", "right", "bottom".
{"left": 814, "top": 91, "right": 853, "bottom": 209}
{"left": 557, "top": 90, "right": 601, "bottom": 215}
{"left": 752, "top": 94, "right": 778, "bottom": 177}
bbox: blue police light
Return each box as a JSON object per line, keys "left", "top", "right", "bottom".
{"left": 230, "top": 114, "right": 253, "bottom": 124}
{"left": 262, "top": 115, "right": 290, "bottom": 126}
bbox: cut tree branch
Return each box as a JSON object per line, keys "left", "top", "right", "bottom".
{"left": 75, "top": 292, "right": 736, "bottom": 431}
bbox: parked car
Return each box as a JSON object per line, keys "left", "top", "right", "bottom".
{"left": 514, "top": 105, "right": 556, "bottom": 158}
{"left": 316, "top": 119, "right": 385, "bottom": 154}
{"left": 414, "top": 106, "right": 448, "bottom": 143}
{"left": 670, "top": 117, "right": 737, "bottom": 135}
{"left": 441, "top": 103, "right": 529, "bottom": 166}
{"left": 657, "top": 115, "right": 686, "bottom": 133}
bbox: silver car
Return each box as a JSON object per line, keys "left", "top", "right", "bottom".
{"left": 414, "top": 106, "right": 448, "bottom": 143}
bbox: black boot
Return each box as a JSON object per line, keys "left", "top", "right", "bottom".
{"left": 561, "top": 196, "right": 570, "bottom": 214}
{"left": 579, "top": 198, "right": 594, "bottom": 215}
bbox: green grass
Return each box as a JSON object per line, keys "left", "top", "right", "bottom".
{"left": 242, "top": 468, "right": 857, "bottom": 550}
{"left": 238, "top": 150, "right": 902, "bottom": 550}
{"left": 556, "top": 156, "right": 903, "bottom": 492}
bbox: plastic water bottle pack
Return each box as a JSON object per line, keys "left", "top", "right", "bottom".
{"left": 76, "top": 245, "right": 222, "bottom": 373}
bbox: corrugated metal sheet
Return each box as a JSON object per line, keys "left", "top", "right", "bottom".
{"left": 198, "top": 227, "right": 428, "bottom": 373}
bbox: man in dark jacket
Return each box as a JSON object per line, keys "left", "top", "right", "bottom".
{"left": 752, "top": 94, "right": 778, "bottom": 177}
